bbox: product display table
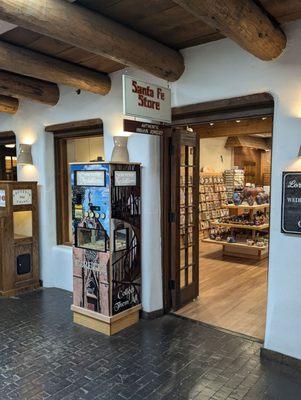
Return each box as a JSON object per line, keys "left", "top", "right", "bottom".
{"left": 202, "top": 238, "right": 269, "bottom": 260}
{"left": 206, "top": 203, "right": 270, "bottom": 260}
{"left": 211, "top": 222, "right": 269, "bottom": 231}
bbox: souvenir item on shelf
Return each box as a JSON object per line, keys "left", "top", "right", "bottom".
{"left": 233, "top": 191, "right": 242, "bottom": 206}
{"left": 247, "top": 239, "right": 254, "bottom": 246}
{"left": 227, "top": 236, "right": 236, "bottom": 243}
{"left": 247, "top": 196, "right": 255, "bottom": 206}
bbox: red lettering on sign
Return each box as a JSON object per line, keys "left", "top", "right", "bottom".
{"left": 132, "top": 80, "right": 154, "bottom": 98}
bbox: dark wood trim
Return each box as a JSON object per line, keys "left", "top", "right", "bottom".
{"left": 0, "top": 131, "right": 16, "bottom": 145}
{"left": 52, "top": 120, "right": 104, "bottom": 246}
{"left": 54, "top": 137, "right": 69, "bottom": 246}
{"left": 45, "top": 118, "right": 103, "bottom": 134}
{"left": 162, "top": 93, "right": 275, "bottom": 314}
{"left": 161, "top": 128, "right": 173, "bottom": 312}
{"left": 172, "top": 93, "right": 274, "bottom": 125}
{"left": 261, "top": 348, "right": 301, "bottom": 369}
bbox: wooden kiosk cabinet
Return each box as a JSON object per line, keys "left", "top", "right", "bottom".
{"left": 70, "top": 162, "right": 141, "bottom": 335}
{"left": 0, "top": 181, "right": 39, "bottom": 296}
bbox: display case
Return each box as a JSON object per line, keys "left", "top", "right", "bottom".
{"left": 70, "top": 162, "right": 141, "bottom": 335}
{"left": 0, "top": 181, "right": 40, "bottom": 296}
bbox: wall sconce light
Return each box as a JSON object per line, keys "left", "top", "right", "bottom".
{"left": 111, "top": 136, "right": 129, "bottom": 163}
{"left": 17, "top": 144, "right": 33, "bottom": 166}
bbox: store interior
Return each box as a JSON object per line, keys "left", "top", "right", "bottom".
{"left": 176, "top": 116, "right": 273, "bottom": 340}
{"left": 0, "top": 131, "right": 17, "bottom": 181}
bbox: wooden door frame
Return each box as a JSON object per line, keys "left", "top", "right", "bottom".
{"left": 162, "top": 92, "right": 274, "bottom": 313}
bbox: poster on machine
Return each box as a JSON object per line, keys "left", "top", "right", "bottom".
{"left": 71, "top": 162, "right": 141, "bottom": 317}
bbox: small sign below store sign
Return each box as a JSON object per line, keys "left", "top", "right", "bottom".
{"left": 281, "top": 172, "right": 301, "bottom": 234}
{"left": 123, "top": 119, "right": 167, "bottom": 136}
{"left": 123, "top": 75, "right": 171, "bottom": 123}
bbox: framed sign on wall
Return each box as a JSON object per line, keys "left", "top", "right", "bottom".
{"left": 281, "top": 172, "right": 301, "bottom": 234}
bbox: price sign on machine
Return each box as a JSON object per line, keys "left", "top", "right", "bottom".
{"left": 0, "top": 190, "right": 5, "bottom": 207}
{"left": 123, "top": 75, "right": 171, "bottom": 123}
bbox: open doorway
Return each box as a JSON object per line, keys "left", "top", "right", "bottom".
{"left": 164, "top": 94, "right": 274, "bottom": 341}
{"left": 176, "top": 116, "right": 272, "bottom": 340}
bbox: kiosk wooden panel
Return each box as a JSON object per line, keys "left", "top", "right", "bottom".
{"left": 0, "top": 181, "right": 39, "bottom": 296}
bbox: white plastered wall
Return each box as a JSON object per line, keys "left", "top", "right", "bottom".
{"left": 0, "top": 68, "right": 163, "bottom": 314}
{"left": 1, "top": 18, "right": 301, "bottom": 360}
{"left": 172, "top": 20, "right": 301, "bottom": 360}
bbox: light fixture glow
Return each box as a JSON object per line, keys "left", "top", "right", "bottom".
{"left": 17, "top": 144, "right": 33, "bottom": 166}
{"left": 209, "top": 122, "right": 214, "bottom": 126}
{"left": 5, "top": 143, "right": 15, "bottom": 148}
{"left": 262, "top": 117, "right": 267, "bottom": 120}
{"left": 236, "top": 120, "right": 241, "bottom": 123}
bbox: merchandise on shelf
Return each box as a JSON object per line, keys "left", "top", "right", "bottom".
{"left": 232, "top": 186, "right": 270, "bottom": 206}
{"left": 199, "top": 173, "right": 230, "bottom": 239}
{"left": 224, "top": 168, "right": 245, "bottom": 203}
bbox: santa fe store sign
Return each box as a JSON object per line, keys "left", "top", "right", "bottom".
{"left": 123, "top": 75, "right": 171, "bottom": 124}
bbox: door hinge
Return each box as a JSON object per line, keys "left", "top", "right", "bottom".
{"left": 169, "top": 280, "right": 176, "bottom": 290}
{"left": 169, "top": 212, "right": 175, "bottom": 223}
{"left": 169, "top": 142, "right": 174, "bottom": 155}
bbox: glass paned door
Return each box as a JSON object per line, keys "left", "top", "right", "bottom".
{"left": 170, "top": 128, "right": 199, "bottom": 309}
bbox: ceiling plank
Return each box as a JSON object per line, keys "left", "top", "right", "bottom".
{"left": 0, "top": 70, "right": 59, "bottom": 106}
{"left": 172, "top": 0, "right": 286, "bottom": 60}
{"left": 0, "top": 40, "right": 111, "bottom": 95}
{"left": 196, "top": 117, "right": 273, "bottom": 138}
{"left": 0, "top": 95, "right": 18, "bottom": 114}
{"left": 0, "top": 0, "right": 184, "bottom": 81}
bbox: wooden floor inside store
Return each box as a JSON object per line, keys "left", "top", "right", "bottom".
{"left": 176, "top": 242, "right": 268, "bottom": 340}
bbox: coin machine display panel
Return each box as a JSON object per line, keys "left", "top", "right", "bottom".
{"left": 70, "top": 162, "right": 141, "bottom": 335}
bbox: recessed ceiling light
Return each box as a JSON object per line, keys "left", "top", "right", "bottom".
{"left": 5, "top": 144, "right": 15, "bottom": 148}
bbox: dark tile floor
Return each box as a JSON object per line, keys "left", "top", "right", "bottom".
{"left": 0, "top": 289, "right": 301, "bottom": 400}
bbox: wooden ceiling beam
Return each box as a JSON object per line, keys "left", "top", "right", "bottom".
{"left": 0, "top": 70, "right": 59, "bottom": 106}
{"left": 0, "top": 95, "right": 18, "bottom": 114}
{"left": 0, "top": 0, "right": 184, "bottom": 82}
{"left": 0, "top": 40, "right": 111, "bottom": 95}
{"left": 172, "top": 0, "right": 286, "bottom": 60}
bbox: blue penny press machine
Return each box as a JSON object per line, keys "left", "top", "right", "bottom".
{"left": 70, "top": 162, "right": 141, "bottom": 335}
